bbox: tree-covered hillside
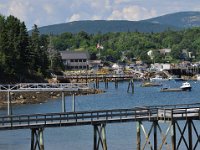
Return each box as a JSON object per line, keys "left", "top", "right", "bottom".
{"left": 1, "top": 13, "right": 200, "bottom": 84}
{"left": 36, "top": 20, "right": 178, "bottom": 35}
{"left": 52, "top": 28, "right": 200, "bottom": 64}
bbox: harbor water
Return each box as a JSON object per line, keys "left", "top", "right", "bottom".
{"left": 0, "top": 80, "right": 199, "bottom": 150}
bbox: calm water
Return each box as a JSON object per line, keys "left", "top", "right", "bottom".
{"left": 0, "top": 80, "right": 200, "bottom": 150}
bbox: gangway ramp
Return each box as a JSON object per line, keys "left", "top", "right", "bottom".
{"left": 0, "top": 83, "right": 90, "bottom": 92}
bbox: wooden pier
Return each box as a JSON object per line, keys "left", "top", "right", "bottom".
{"left": 55, "top": 74, "right": 137, "bottom": 88}
{"left": 0, "top": 103, "right": 200, "bottom": 149}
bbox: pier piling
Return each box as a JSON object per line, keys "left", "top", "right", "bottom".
{"left": 93, "top": 124, "right": 107, "bottom": 150}
{"left": 31, "top": 128, "right": 44, "bottom": 150}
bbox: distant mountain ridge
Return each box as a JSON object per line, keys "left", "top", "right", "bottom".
{"left": 36, "top": 11, "right": 200, "bottom": 35}
{"left": 146, "top": 11, "right": 200, "bottom": 28}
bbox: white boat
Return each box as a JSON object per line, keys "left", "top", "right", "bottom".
{"left": 160, "top": 82, "right": 192, "bottom": 92}
{"left": 180, "top": 82, "right": 192, "bottom": 91}
{"left": 196, "top": 74, "right": 200, "bottom": 81}
{"left": 168, "top": 75, "right": 184, "bottom": 81}
{"left": 150, "top": 75, "right": 168, "bottom": 82}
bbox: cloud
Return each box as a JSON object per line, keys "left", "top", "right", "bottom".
{"left": 114, "top": 0, "right": 131, "bottom": 4}
{"left": 68, "top": 14, "right": 81, "bottom": 22}
{"left": 1, "top": 0, "right": 200, "bottom": 30}
{"left": 91, "top": 15, "right": 102, "bottom": 20}
{"left": 7, "top": 0, "right": 30, "bottom": 21}
{"left": 108, "top": 5, "right": 157, "bottom": 21}
{"left": 43, "top": 4, "right": 54, "bottom": 15}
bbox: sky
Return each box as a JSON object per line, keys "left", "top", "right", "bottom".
{"left": 0, "top": 0, "right": 200, "bottom": 30}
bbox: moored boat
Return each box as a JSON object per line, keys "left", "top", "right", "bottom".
{"left": 160, "top": 82, "right": 192, "bottom": 92}
{"left": 150, "top": 75, "right": 169, "bottom": 82}
{"left": 141, "top": 81, "right": 162, "bottom": 87}
{"left": 180, "top": 82, "right": 192, "bottom": 91}
{"left": 168, "top": 75, "right": 184, "bottom": 81}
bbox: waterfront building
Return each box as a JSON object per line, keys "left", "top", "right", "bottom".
{"left": 60, "top": 51, "right": 90, "bottom": 70}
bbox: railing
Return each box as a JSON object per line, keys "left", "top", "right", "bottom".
{"left": 0, "top": 104, "right": 199, "bottom": 130}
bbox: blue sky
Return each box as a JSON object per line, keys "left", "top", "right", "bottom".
{"left": 0, "top": 0, "right": 200, "bottom": 30}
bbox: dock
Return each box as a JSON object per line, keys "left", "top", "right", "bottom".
{"left": 160, "top": 87, "right": 183, "bottom": 92}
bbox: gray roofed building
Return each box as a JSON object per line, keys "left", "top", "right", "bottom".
{"left": 60, "top": 51, "right": 90, "bottom": 70}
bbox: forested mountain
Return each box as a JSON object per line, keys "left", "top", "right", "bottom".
{"left": 36, "top": 20, "right": 178, "bottom": 35}
{"left": 36, "top": 11, "right": 200, "bottom": 35}
{"left": 146, "top": 11, "right": 200, "bottom": 28}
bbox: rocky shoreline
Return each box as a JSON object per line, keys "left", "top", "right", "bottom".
{"left": 0, "top": 88, "right": 104, "bottom": 109}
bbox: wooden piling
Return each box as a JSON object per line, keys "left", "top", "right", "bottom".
{"left": 127, "top": 79, "right": 134, "bottom": 93}
{"left": 171, "top": 121, "right": 176, "bottom": 150}
{"left": 188, "top": 119, "right": 193, "bottom": 150}
{"left": 154, "top": 121, "right": 157, "bottom": 150}
{"left": 136, "top": 121, "right": 141, "bottom": 150}
{"left": 61, "top": 91, "right": 66, "bottom": 112}
{"left": 31, "top": 128, "right": 44, "bottom": 150}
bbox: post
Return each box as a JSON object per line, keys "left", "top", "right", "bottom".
{"left": 102, "top": 124, "right": 107, "bottom": 150}
{"left": 115, "top": 78, "right": 118, "bottom": 89}
{"left": 188, "top": 119, "right": 193, "bottom": 150}
{"left": 171, "top": 120, "right": 176, "bottom": 150}
{"left": 104, "top": 78, "right": 108, "bottom": 89}
{"left": 31, "top": 129, "right": 35, "bottom": 150}
{"left": 31, "top": 128, "right": 44, "bottom": 150}
{"left": 136, "top": 121, "right": 141, "bottom": 150}
{"left": 127, "top": 79, "right": 134, "bottom": 94}
{"left": 93, "top": 125, "right": 97, "bottom": 150}
{"left": 93, "top": 124, "right": 107, "bottom": 150}
{"left": 7, "top": 91, "right": 11, "bottom": 116}
{"left": 39, "top": 128, "right": 44, "bottom": 150}
{"left": 72, "top": 94, "right": 75, "bottom": 112}
{"left": 96, "top": 77, "right": 99, "bottom": 88}
{"left": 131, "top": 79, "right": 134, "bottom": 94}
{"left": 153, "top": 121, "right": 157, "bottom": 150}
{"left": 61, "top": 91, "right": 66, "bottom": 112}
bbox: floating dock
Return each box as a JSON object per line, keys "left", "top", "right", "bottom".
{"left": 160, "top": 87, "right": 183, "bottom": 92}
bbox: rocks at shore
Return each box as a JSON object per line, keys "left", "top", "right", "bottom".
{"left": 0, "top": 88, "right": 104, "bottom": 109}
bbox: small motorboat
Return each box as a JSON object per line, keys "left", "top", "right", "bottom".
{"left": 180, "top": 82, "right": 192, "bottom": 91}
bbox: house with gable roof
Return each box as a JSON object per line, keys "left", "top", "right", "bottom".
{"left": 60, "top": 51, "right": 90, "bottom": 70}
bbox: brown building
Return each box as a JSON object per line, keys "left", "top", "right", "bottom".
{"left": 60, "top": 51, "right": 89, "bottom": 70}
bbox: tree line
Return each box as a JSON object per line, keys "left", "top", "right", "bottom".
{"left": 0, "top": 15, "right": 63, "bottom": 83}
{"left": 52, "top": 28, "right": 200, "bottom": 64}
{"left": 1, "top": 14, "right": 200, "bottom": 83}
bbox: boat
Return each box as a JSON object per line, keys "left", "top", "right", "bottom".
{"left": 160, "top": 82, "right": 192, "bottom": 92}
{"left": 150, "top": 75, "right": 169, "bottom": 82}
{"left": 168, "top": 75, "right": 184, "bottom": 81}
{"left": 141, "top": 81, "right": 162, "bottom": 87}
{"left": 196, "top": 74, "right": 200, "bottom": 81}
{"left": 180, "top": 82, "right": 192, "bottom": 91}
